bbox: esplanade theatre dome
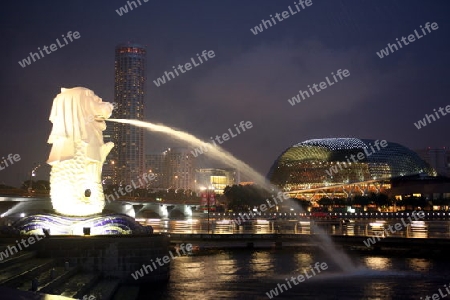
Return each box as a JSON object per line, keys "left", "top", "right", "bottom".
{"left": 268, "top": 138, "right": 436, "bottom": 191}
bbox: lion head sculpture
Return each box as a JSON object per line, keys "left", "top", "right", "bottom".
{"left": 47, "top": 87, "right": 114, "bottom": 164}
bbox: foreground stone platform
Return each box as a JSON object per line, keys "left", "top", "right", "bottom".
{"left": 0, "top": 234, "right": 170, "bottom": 299}
{"left": 35, "top": 235, "right": 170, "bottom": 283}
{"left": 0, "top": 286, "right": 74, "bottom": 300}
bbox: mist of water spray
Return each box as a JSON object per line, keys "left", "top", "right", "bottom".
{"left": 107, "top": 118, "right": 357, "bottom": 272}
{"left": 108, "top": 119, "right": 271, "bottom": 186}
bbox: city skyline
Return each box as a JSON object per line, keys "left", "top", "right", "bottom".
{"left": 1, "top": 1, "right": 450, "bottom": 187}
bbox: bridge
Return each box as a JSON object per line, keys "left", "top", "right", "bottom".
{"left": 286, "top": 178, "right": 390, "bottom": 200}
{"left": 0, "top": 196, "right": 199, "bottom": 220}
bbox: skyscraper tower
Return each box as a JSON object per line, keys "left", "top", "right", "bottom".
{"left": 163, "top": 147, "right": 196, "bottom": 190}
{"left": 112, "top": 42, "right": 146, "bottom": 184}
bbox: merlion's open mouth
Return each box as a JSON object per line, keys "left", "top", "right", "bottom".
{"left": 94, "top": 115, "right": 106, "bottom": 121}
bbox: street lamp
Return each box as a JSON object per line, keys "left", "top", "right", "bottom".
{"left": 206, "top": 185, "right": 215, "bottom": 234}
{"left": 200, "top": 186, "right": 212, "bottom": 234}
{"left": 207, "top": 187, "right": 210, "bottom": 234}
{"left": 28, "top": 163, "right": 41, "bottom": 193}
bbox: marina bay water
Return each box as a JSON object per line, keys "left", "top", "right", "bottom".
{"left": 107, "top": 118, "right": 357, "bottom": 272}
{"left": 143, "top": 248, "right": 449, "bottom": 300}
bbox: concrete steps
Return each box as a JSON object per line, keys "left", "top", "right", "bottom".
{"left": 0, "top": 252, "right": 113, "bottom": 299}
{"left": 0, "top": 252, "right": 140, "bottom": 300}
{"left": 48, "top": 272, "right": 101, "bottom": 299}
{"left": 15, "top": 266, "right": 67, "bottom": 291}
{"left": 112, "top": 285, "right": 140, "bottom": 300}
{"left": 85, "top": 278, "right": 121, "bottom": 299}
{"left": 33, "top": 265, "right": 79, "bottom": 294}
{"left": 0, "top": 257, "right": 56, "bottom": 288}
{"left": 0, "top": 250, "right": 37, "bottom": 267}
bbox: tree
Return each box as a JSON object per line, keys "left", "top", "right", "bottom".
{"left": 223, "top": 184, "right": 273, "bottom": 212}
{"left": 0, "top": 184, "right": 17, "bottom": 190}
{"left": 35, "top": 180, "right": 50, "bottom": 191}
{"left": 398, "top": 196, "right": 428, "bottom": 210}
{"left": 296, "top": 199, "right": 311, "bottom": 211}
{"left": 318, "top": 197, "right": 333, "bottom": 207}
{"left": 352, "top": 195, "right": 371, "bottom": 210}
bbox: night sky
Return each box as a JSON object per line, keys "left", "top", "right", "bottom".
{"left": 1, "top": 1, "right": 449, "bottom": 186}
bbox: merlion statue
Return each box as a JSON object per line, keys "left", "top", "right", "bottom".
{"left": 47, "top": 87, "right": 114, "bottom": 216}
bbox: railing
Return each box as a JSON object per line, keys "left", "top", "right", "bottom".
{"left": 202, "top": 211, "right": 450, "bottom": 220}
{"left": 0, "top": 189, "right": 50, "bottom": 197}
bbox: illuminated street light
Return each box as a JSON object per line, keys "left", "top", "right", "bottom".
{"left": 28, "top": 163, "right": 41, "bottom": 194}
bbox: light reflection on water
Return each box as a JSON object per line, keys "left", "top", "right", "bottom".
{"left": 406, "top": 258, "right": 433, "bottom": 272}
{"left": 131, "top": 218, "right": 450, "bottom": 299}
{"left": 363, "top": 256, "right": 392, "bottom": 271}
{"left": 141, "top": 249, "right": 448, "bottom": 300}
{"left": 249, "top": 251, "right": 273, "bottom": 278}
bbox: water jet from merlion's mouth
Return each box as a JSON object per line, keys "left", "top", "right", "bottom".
{"left": 107, "top": 118, "right": 358, "bottom": 272}
{"left": 108, "top": 119, "right": 269, "bottom": 186}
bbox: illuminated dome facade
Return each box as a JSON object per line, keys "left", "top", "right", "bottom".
{"left": 268, "top": 138, "right": 436, "bottom": 191}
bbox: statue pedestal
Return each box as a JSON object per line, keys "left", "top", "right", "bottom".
{"left": 13, "top": 213, "right": 152, "bottom": 235}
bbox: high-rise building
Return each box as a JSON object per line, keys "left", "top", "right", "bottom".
{"left": 448, "top": 151, "right": 450, "bottom": 176}
{"left": 101, "top": 125, "right": 115, "bottom": 185}
{"left": 417, "top": 147, "right": 449, "bottom": 177}
{"left": 195, "top": 168, "right": 240, "bottom": 194}
{"left": 145, "top": 153, "right": 165, "bottom": 188}
{"left": 111, "top": 42, "right": 146, "bottom": 184}
{"left": 163, "top": 147, "right": 196, "bottom": 190}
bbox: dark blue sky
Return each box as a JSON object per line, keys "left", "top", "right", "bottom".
{"left": 1, "top": 0, "right": 449, "bottom": 186}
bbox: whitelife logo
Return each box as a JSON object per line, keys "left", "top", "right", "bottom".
{"left": 131, "top": 243, "right": 192, "bottom": 280}
{"left": 413, "top": 105, "right": 450, "bottom": 130}
{"left": 18, "top": 31, "right": 81, "bottom": 68}
{"left": 105, "top": 171, "right": 156, "bottom": 203}
{"left": 287, "top": 69, "right": 350, "bottom": 106}
{"left": 325, "top": 140, "right": 388, "bottom": 177}
{"left": 115, "top": 0, "right": 149, "bottom": 16}
{"left": 421, "top": 283, "right": 450, "bottom": 300}
{"left": 191, "top": 121, "right": 253, "bottom": 157}
{"left": 250, "top": 0, "right": 313, "bottom": 35}
{"left": 363, "top": 211, "right": 425, "bottom": 247}
{"left": 0, "top": 153, "right": 21, "bottom": 172}
{"left": 376, "top": 22, "right": 439, "bottom": 59}
{"left": 231, "top": 192, "right": 290, "bottom": 226}
{"left": 0, "top": 234, "right": 45, "bottom": 263}
{"left": 153, "top": 50, "right": 215, "bottom": 87}
{"left": 265, "top": 262, "right": 328, "bottom": 298}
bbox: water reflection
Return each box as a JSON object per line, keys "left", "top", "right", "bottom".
{"left": 363, "top": 257, "right": 392, "bottom": 271}
{"left": 362, "top": 280, "right": 394, "bottom": 299}
{"left": 149, "top": 250, "right": 450, "bottom": 300}
{"left": 409, "top": 221, "right": 428, "bottom": 238}
{"left": 176, "top": 259, "right": 204, "bottom": 280}
{"left": 406, "top": 258, "right": 432, "bottom": 272}
{"left": 294, "top": 253, "right": 314, "bottom": 272}
{"left": 249, "top": 252, "right": 272, "bottom": 278}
